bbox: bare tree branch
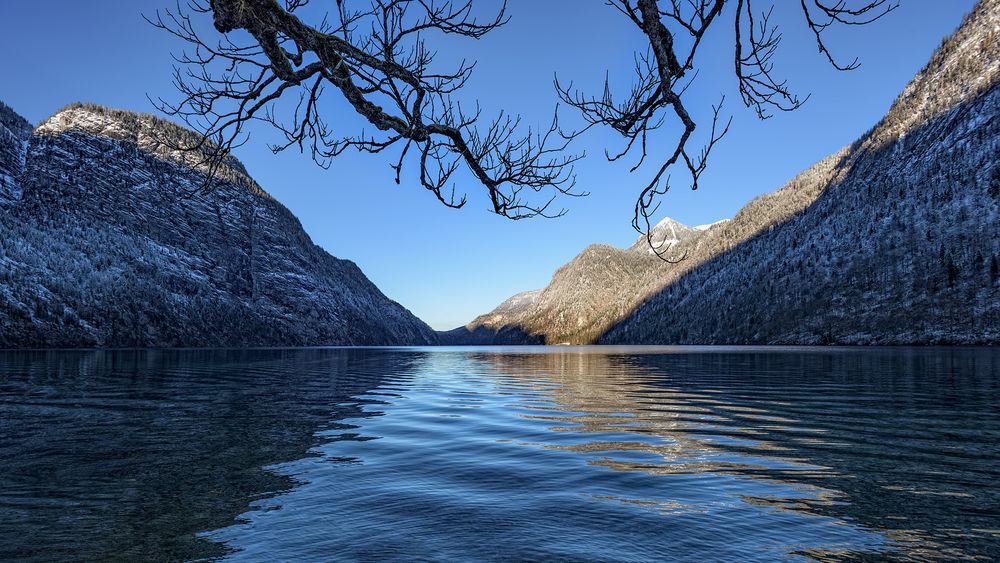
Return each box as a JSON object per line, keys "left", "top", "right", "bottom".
{"left": 558, "top": 0, "right": 895, "bottom": 258}
{"left": 151, "top": 0, "right": 895, "bottom": 243}
{"left": 149, "top": 0, "right": 585, "bottom": 219}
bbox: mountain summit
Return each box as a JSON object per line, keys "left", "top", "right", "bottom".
{"left": 628, "top": 217, "right": 704, "bottom": 254}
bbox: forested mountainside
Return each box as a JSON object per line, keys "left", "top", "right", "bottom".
{"left": 448, "top": 0, "right": 1000, "bottom": 346}
{"left": 0, "top": 103, "right": 436, "bottom": 347}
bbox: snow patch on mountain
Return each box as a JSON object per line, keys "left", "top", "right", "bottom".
{"left": 695, "top": 219, "right": 729, "bottom": 231}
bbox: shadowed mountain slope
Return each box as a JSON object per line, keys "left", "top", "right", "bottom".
{"left": 0, "top": 103, "right": 436, "bottom": 347}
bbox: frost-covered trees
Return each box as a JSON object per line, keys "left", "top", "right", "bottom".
{"left": 0, "top": 103, "right": 438, "bottom": 347}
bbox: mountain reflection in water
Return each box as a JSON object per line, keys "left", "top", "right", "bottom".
{"left": 1, "top": 347, "right": 998, "bottom": 561}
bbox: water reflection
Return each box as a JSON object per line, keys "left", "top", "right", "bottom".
{"left": 0, "top": 349, "right": 421, "bottom": 561}
{"left": 1, "top": 347, "right": 998, "bottom": 561}
{"left": 471, "top": 348, "right": 1000, "bottom": 561}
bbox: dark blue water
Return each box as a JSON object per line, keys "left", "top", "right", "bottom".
{"left": 1, "top": 347, "right": 999, "bottom": 561}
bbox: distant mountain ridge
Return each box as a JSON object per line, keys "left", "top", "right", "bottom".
{"left": 442, "top": 216, "right": 721, "bottom": 345}
{"left": 446, "top": 0, "right": 1000, "bottom": 345}
{"left": 0, "top": 102, "right": 436, "bottom": 347}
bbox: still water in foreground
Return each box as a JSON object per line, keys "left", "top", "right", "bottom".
{"left": 1, "top": 346, "right": 999, "bottom": 561}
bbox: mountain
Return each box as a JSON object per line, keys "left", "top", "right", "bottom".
{"left": 443, "top": 217, "right": 715, "bottom": 345}
{"left": 628, "top": 216, "right": 704, "bottom": 254}
{"left": 448, "top": 0, "right": 1000, "bottom": 346}
{"left": 0, "top": 102, "right": 437, "bottom": 347}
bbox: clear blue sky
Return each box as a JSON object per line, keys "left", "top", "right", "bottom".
{"left": 0, "top": 1, "right": 977, "bottom": 329}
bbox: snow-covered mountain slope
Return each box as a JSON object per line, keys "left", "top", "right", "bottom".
{"left": 0, "top": 102, "right": 436, "bottom": 347}
{"left": 448, "top": 0, "right": 1000, "bottom": 345}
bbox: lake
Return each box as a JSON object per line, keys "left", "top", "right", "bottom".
{"left": 1, "top": 346, "right": 999, "bottom": 561}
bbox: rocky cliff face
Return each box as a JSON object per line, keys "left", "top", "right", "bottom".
{"left": 0, "top": 101, "right": 31, "bottom": 201}
{"left": 0, "top": 103, "right": 436, "bottom": 347}
{"left": 450, "top": 0, "right": 1000, "bottom": 346}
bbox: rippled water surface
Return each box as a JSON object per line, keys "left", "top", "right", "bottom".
{"left": 2, "top": 347, "right": 1000, "bottom": 561}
